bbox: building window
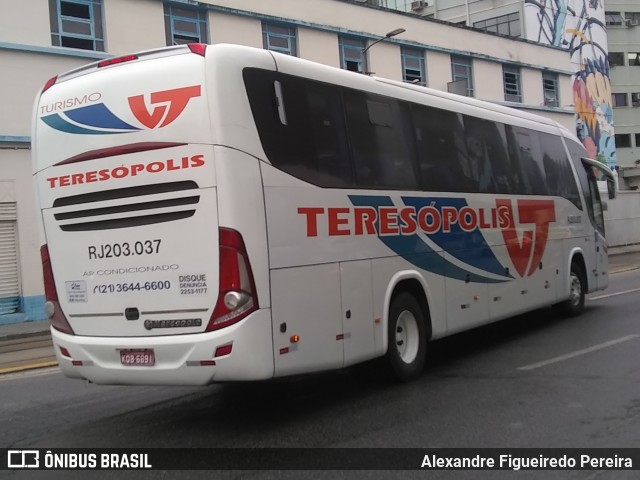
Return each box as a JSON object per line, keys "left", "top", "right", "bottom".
{"left": 628, "top": 53, "right": 640, "bottom": 66}
{"left": 613, "top": 93, "right": 628, "bottom": 107}
{"left": 402, "top": 48, "right": 426, "bottom": 86}
{"left": 632, "top": 93, "right": 640, "bottom": 107}
{"left": 450, "top": 56, "right": 474, "bottom": 97}
{"left": 609, "top": 52, "right": 625, "bottom": 66}
{"left": 262, "top": 23, "right": 297, "bottom": 56}
{"left": 503, "top": 65, "right": 522, "bottom": 103}
{"left": 473, "top": 13, "right": 521, "bottom": 37}
{"left": 615, "top": 134, "right": 632, "bottom": 148}
{"left": 339, "top": 37, "right": 366, "bottom": 73}
{"left": 627, "top": 12, "right": 640, "bottom": 24}
{"left": 164, "top": 4, "right": 208, "bottom": 46}
{"left": 605, "top": 11, "right": 625, "bottom": 25}
{"left": 636, "top": 133, "right": 640, "bottom": 147}
{"left": 49, "top": 0, "right": 104, "bottom": 51}
{"left": 542, "top": 72, "right": 559, "bottom": 107}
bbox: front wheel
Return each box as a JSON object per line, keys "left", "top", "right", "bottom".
{"left": 554, "top": 262, "right": 586, "bottom": 317}
{"left": 386, "top": 292, "right": 427, "bottom": 382}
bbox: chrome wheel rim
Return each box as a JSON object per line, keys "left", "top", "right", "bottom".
{"left": 395, "top": 310, "right": 419, "bottom": 364}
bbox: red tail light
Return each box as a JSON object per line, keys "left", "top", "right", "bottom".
{"left": 98, "top": 54, "right": 138, "bottom": 68}
{"left": 42, "top": 76, "right": 58, "bottom": 94}
{"left": 40, "top": 245, "right": 75, "bottom": 335}
{"left": 188, "top": 43, "right": 207, "bottom": 57}
{"left": 206, "top": 229, "right": 258, "bottom": 331}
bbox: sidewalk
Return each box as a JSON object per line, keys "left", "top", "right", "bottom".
{"left": 0, "top": 319, "right": 55, "bottom": 375}
{"left": 2, "top": 244, "right": 640, "bottom": 376}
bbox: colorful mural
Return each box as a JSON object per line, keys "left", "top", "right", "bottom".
{"left": 524, "top": 0, "right": 616, "bottom": 167}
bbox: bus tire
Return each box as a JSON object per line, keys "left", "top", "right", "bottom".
{"left": 386, "top": 292, "right": 427, "bottom": 382}
{"left": 554, "top": 262, "right": 586, "bottom": 317}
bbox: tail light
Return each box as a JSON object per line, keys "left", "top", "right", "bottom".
{"left": 40, "top": 245, "right": 74, "bottom": 335}
{"left": 188, "top": 43, "right": 207, "bottom": 57}
{"left": 42, "top": 76, "right": 58, "bottom": 94}
{"left": 206, "top": 228, "right": 258, "bottom": 331}
{"left": 97, "top": 54, "right": 138, "bottom": 68}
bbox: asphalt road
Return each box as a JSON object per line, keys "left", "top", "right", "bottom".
{"left": 1, "top": 268, "right": 639, "bottom": 479}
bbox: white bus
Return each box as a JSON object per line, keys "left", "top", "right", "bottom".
{"left": 32, "top": 43, "right": 616, "bottom": 385}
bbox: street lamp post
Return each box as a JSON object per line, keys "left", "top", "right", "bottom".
{"left": 362, "top": 27, "right": 406, "bottom": 56}
{"left": 361, "top": 27, "right": 405, "bottom": 75}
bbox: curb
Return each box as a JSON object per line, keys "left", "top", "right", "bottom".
{"left": 608, "top": 246, "right": 640, "bottom": 257}
{"left": 609, "top": 265, "right": 640, "bottom": 275}
{"left": 0, "top": 360, "right": 58, "bottom": 375}
{"left": 0, "top": 330, "right": 52, "bottom": 343}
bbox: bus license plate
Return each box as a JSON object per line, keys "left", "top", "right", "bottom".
{"left": 120, "top": 349, "right": 155, "bottom": 366}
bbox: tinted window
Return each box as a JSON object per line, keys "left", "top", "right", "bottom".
{"left": 510, "top": 127, "right": 548, "bottom": 195}
{"left": 539, "top": 133, "right": 581, "bottom": 208}
{"left": 243, "top": 69, "right": 352, "bottom": 187}
{"left": 504, "top": 125, "right": 528, "bottom": 195}
{"left": 411, "top": 105, "right": 472, "bottom": 192}
{"left": 343, "top": 90, "right": 418, "bottom": 189}
{"left": 567, "top": 140, "right": 590, "bottom": 213}
{"left": 586, "top": 166, "right": 605, "bottom": 233}
{"left": 463, "top": 116, "right": 512, "bottom": 193}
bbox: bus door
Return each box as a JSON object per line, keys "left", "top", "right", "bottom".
{"left": 581, "top": 158, "right": 616, "bottom": 290}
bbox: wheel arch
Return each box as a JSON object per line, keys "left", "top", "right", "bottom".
{"left": 382, "top": 271, "right": 433, "bottom": 355}
{"left": 567, "top": 248, "right": 589, "bottom": 293}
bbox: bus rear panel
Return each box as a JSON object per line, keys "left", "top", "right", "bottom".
{"left": 33, "top": 44, "right": 274, "bottom": 385}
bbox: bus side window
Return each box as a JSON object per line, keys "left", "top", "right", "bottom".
{"left": 511, "top": 127, "right": 548, "bottom": 195}
{"left": 411, "top": 105, "right": 472, "bottom": 193}
{"left": 505, "top": 125, "right": 528, "bottom": 195}
{"left": 462, "top": 116, "right": 512, "bottom": 194}
{"left": 343, "top": 90, "right": 418, "bottom": 190}
{"left": 243, "top": 68, "right": 352, "bottom": 187}
{"left": 585, "top": 166, "right": 605, "bottom": 233}
{"left": 539, "top": 133, "right": 582, "bottom": 209}
{"left": 567, "top": 142, "right": 590, "bottom": 211}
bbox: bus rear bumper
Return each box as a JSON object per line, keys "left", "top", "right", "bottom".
{"left": 50, "top": 309, "right": 274, "bottom": 386}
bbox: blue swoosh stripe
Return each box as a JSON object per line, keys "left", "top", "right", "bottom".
{"left": 402, "top": 196, "right": 512, "bottom": 278}
{"left": 348, "top": 194, "right": 509, "bottom": 284}
{"left": 41, "top": 114, "right": 132, "bottom": 135}
{"left": 64, "top": 104, "right": 140, "bottom": 131}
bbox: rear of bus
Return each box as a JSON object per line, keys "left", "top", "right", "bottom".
{"left": 32, "top": 44, "right": 274, "bottom": 385}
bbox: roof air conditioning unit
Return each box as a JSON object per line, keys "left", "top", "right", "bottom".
{"left": 411, "top": 1, "right": 428, "bottom": 11}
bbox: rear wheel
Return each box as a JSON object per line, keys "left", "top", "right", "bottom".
{"left": 554, "top": 262, "right": 586, "bottom": 317}
{"left": 386, "top": 292, "right": 427, "bottom": 382}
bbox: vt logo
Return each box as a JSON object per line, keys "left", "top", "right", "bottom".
{"left": 40, "top": 85, "right": 202, "bottom": 135}
{"left": 128, "top": 85, "right": 201, "bottom": 129}
{"left": 497, "top": 199, "right": 556, "bottom": 277}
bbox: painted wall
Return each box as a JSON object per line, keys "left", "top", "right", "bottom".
{"left": 0, "top": 149, "right": 46, "bottom": 322}
{"left": 369, "top": 43, "right": 403, "bottom": 80}
{"left": 209, "top": 12, "right": 262, "bottom": 48}
{"left": 103, "top": 0, "right": 164, "bottom": 55}
{"left": 0, "top": 0, "right": 51, "bottom": 47}
{"left": 524, "top": 0, "right": 615, "bottom": 168}
{"left": 474, "top": 59, "right": 503, "bottom": 100}
{"left": 0, "top": 50, "right": 98, "bottom": 136}
{"left": 425, "top": 51, "right": 455, "bottom": 91}
{"left": 604, "top": 191, "right": 640, "bottom": 247}
{"left": 299, "top": 29, "right": 340, "bottom": 68}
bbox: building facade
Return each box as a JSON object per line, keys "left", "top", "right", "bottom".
{"left": 605, "top": 2, "right": 640, "bottom": 189}
{"left": 0, "top": 0, "right": 573, "bottom": 324}
{"left": 377, "top": 0, "right": 615, "bottom": 171}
